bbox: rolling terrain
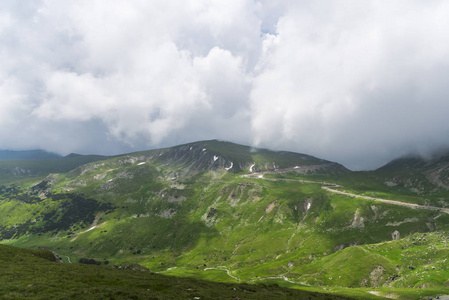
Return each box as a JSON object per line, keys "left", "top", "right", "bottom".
{"left": 0, "top": 153, "right": 108, "bottom": 185}
{"left": 1, "top": 140, "right": 449, "bottom": 299}
{"left": 0, "top": 243, "right": 351, "bottom": 299}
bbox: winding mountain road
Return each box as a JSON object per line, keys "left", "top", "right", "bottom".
{"left": 242, "top": 172, "right": 449, "bottom": 214}
{"left": 321, "top": 186, "right": 449, "bottom": 214}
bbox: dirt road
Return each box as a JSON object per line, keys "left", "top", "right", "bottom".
{"left": 322, "top": 186, "right": 449, "bottom": 214}
{"left": 242, "top": 173, "right": 449, "bottom": 214}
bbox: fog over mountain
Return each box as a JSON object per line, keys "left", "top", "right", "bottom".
{"left": 1, "top": 1, "right": 449, "bottom": 170}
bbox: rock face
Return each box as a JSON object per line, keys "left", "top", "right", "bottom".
{"left": 30, "top": 179, "right": 52, "bottom": 197}
{"left": 333, "top": 242, "right": 358, "bottom": 252}
{"left": 369, "top": 266, "right": 386, "bottom": 287}
{"left": 391, "top": 230, "right": 400, "bottom": 240}
{"left": 350, "top": 209, "right": 365, "bottom": 229}
{"left": 110, "top": 264, "right": 153, "bottom": 272}
{"left": 157, "top": 144, "right": 237, "bottom": 172}
{"left": 265, "top": 201, "right": 276, "bottom": 213}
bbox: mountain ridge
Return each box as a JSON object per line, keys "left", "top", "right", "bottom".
{"left": 151, "top": 140, "right": 349, "bottom": 174}
{"left": 1, "top": 140, "right": 449, "bottom": 299}
{"left": 0, "top": 149, "right": 61, "bottom": 160}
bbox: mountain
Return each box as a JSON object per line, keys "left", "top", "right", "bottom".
{"left": 153, "top": 140, "right": 348, "bottom": 173}
{"left": 0, "top": 154, "right": 109, "bottom": 184}
{"left": 375, "top": 151, "right": 449, "bottom": 192}
{"left": 0, "top": 140, "right": 448, "bottom": 299}
{"left": 0, "top": 149, "right": 61, "bottom": 160}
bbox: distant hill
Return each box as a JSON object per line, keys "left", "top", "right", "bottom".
{"left": 374, "top": 150, "right": 449, "bottom": 193}
{"left": 0, "top": 149, "right": 61, "bottom": 160}
{"left": 0, "top": 154, "right": 109, "bottom": 184}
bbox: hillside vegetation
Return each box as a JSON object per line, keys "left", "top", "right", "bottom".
{"left": 0, "top": 244, "right": 352, "bottom": 299}
{"left": 1, "top": 140, "right": 449, "bottom": 299}
{"left": 0, "top": 154, "right": 108, "bottom": 184}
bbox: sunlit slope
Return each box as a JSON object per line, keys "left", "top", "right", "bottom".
{"left": 321, "top": 150, "right": 449, "bottom": 208}
{"left": 1, "top": 244, "right": 354, "bottom": 300}
{"left": 2, "top": 140, "right": 449, "bottom": 298}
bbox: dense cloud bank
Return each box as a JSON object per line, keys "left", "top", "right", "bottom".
{"left": 1, "top": 1, "right": 449, "bottom": 170}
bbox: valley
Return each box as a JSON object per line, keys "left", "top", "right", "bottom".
{"left": 1, "top": 140, "right": 449, "bottom": 299}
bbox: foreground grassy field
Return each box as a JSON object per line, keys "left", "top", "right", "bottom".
{"left": 3, "top": 243, "right": 448, "bottom": 300}
{"left": 0, "top": 244, "right": 355, "bottom": 299}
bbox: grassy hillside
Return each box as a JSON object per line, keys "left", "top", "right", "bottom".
{"left": 0, "top": 243, "right": 354, "bottom": 299}
{"left": 0, "top": 154, "right": 108, "bottom": 184}
{"left": 1, "top": 141, "right": 449, "bottom": 299}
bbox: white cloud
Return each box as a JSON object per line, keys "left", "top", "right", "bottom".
{"left": 1, "top": 1, "right": 449, "bottom": 169}
{"left": 250, "top": 0, "right": 449, "bottom": 169}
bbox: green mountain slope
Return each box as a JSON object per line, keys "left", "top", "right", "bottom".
{"left": 0, "top": 154, "right": 108, "bottom": 184}
{"left": 150, "top": 140, "right": 348, "bottom": 173}
{"left": 0, "top": 244, "right": 352, "bottom": 300}
{"left": 375, "top": 151, "right": 449, "bottom": 193}
{"left": 326, "top": 150, "right": 449, "bottom": 209}
{"left": 1, "top": 140, "right": 449, "bottom": 299}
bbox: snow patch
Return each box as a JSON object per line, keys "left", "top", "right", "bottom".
{"left": 258, "top": 175, "right": 263, "bottom": 178}
{"left": 86, "top": 226, "right": 96, "bottom": 232}
{"left": 137, "top": 162, "right": 146, "bottom": 165}
{"left": 249, "top": 163, "right": 255, "bottom": 173}
{"left": 294, "top": 166, "right": 300, "bottom": 169}
{"left": 202, "top": 148, "right": 206, "bottom": 152}
{"left": 306, "top": 202, "right": 311, "bottom": 211}
{"left": 213, "top": 155, "right": 218, "bottom": 162}
{"left": 225, "top": 162, "right": 233, "bottom": 171}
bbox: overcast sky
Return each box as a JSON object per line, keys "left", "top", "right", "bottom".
{"left": 1, "top": 1, "right": 449, "bottom": 170}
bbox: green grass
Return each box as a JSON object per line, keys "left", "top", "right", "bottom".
{"left": 3, "top": 141, "right": 449, "bottom": 298}
{"left": 0, "top": 244, "right": 354, "bottom": 300}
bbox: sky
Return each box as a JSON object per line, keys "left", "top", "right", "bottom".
{"left": 1, "top": 1, "right": 449, "bottom": 170}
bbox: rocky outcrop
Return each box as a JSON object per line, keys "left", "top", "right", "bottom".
{"left": 391, "top": 230, "right": 400, "bottom": 240}
{"left": 350, "top": 209, "right": 365, "bottom": 229}
{"left": 109, "top": 264, "right": 153, "bottom": 272}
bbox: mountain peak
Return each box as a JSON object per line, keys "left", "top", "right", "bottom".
{"left": 154, "top": 140, "right": 348, "bottom": 174}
